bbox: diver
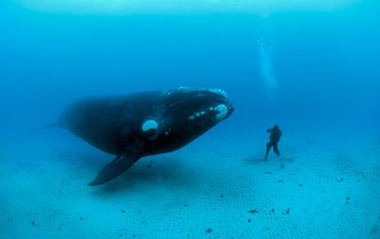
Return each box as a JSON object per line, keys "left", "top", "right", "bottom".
{"left": 265, "top": 125, "right": 282, "bottom": 160}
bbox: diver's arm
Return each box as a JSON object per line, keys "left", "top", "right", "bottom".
{"left": 278, "top": 131, "right": 282, "bottom": 141}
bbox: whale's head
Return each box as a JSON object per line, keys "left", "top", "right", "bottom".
{"left": 141, "top": 87, "right": 234, "bottom": 153}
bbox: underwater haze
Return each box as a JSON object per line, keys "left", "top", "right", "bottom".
{"left": 1, "top": 0, "right": 380, "bottom": 238}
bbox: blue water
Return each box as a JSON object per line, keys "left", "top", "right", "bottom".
{"left": 1, "top": 1, "right": 380, "bottom": 238}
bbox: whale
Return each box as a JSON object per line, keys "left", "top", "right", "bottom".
{"left": 55, "top": 87, "right": 234, "bottom": 186}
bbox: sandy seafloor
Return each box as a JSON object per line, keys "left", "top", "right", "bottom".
{"left": 0, "top": 127, "right": 379, "bottom": 239}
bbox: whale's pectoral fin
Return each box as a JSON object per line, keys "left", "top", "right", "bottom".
{"left": 88, "top": 153, "right": 140, "bottom": 186}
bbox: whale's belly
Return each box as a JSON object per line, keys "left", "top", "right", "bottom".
{"left": 61, "top": 98, "right": 126, "bottom": 154}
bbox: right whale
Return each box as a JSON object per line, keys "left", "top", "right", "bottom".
{"left": 55, "top": 87, "right": 234, "bottom": 186}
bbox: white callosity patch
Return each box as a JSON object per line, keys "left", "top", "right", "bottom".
{"left": 164, "top": 128, "right": 171, "bottom": 136}
{"left": 215, "top": 104, "right": 228, "bottom": 120}
{"left": 188, "top": 110, "right": 206, "bottom": 120}
{"left": 208, "top": 88, "right": 227, "bottom": 97}
{"left": 142, "top": 120, "right": 158, "bottom": 132}
{"left": 188, "top": 104, "right": 228, "bottom": 121}
{"left": 164, "top": 86, "right": 189, "bottom": 96}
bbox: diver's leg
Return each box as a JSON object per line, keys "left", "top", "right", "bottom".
{"left": 273, "top": 143, "right": 280, "bottom": 157}
{"left": 265, "top": 142, "right": 272, "bottom": 160}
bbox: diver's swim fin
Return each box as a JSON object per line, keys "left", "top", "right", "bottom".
{"left": 88, "top": 153, "right": 140, "bottom": 186}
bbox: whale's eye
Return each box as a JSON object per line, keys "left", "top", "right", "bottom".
{"left": 215, "top": 104, "right": 228, "bottom": 120}
{"left": 142, "top": 120, "right": 158, "bottom": 132}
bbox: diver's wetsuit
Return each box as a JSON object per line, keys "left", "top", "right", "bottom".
{"left": 265, "top": 125, "right": 282, "bottom": 160}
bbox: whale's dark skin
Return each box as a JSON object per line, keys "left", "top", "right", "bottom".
{"left": 57, "top": 88, "right": 234, "bottom": 186}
